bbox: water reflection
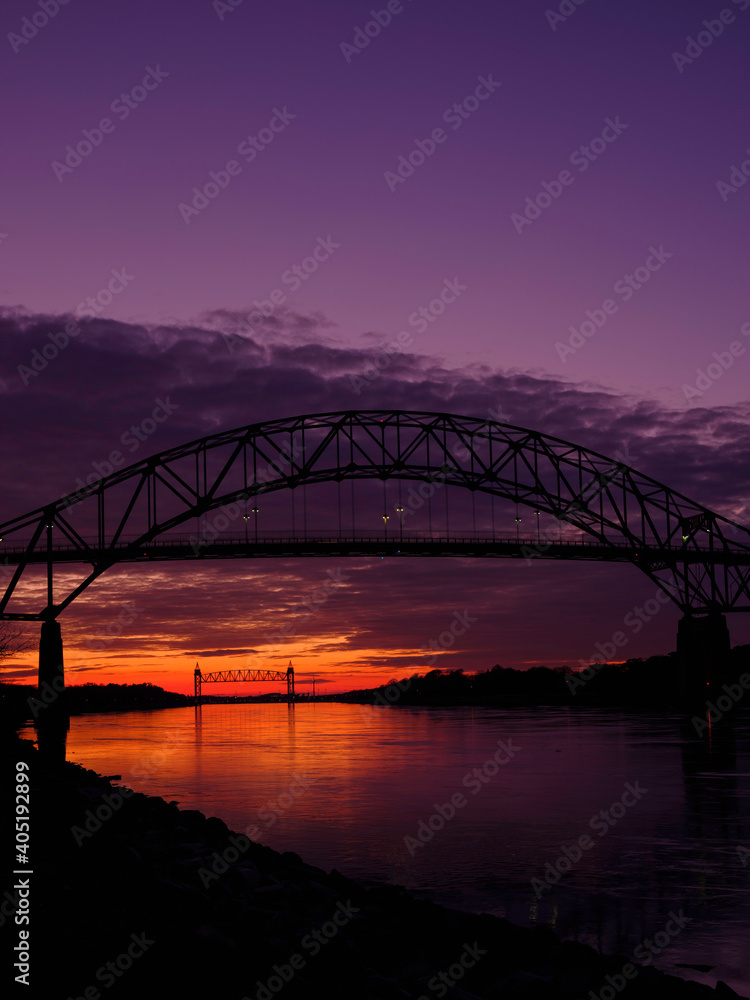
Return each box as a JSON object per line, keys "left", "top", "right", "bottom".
{"left": 22, "top": 704, "right": 750, "bottom": 995}
{"left": 34, "top": 710, "right": 69, "bottom": 762}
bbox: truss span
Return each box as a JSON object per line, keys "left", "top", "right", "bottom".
{"left": 2, "top": 409, "right": 749, "bottom": 621}
{"left": 193, "top": 665, "right": 294, "bottom": 702}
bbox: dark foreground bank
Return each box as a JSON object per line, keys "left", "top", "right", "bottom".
{"left": 2, "top": 733, "right": 745, "bottom": 1000}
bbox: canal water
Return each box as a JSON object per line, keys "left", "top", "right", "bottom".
{"left": 23, "top": 704, "right": 750, "bottom": 995}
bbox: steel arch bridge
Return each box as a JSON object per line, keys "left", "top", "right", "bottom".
{"left": 2, "top": 409, "right": 750, "bottom": 626}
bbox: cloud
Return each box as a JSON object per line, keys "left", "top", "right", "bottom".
{"left": 3, "top": 307, "right": 750, "bottom": 682}
{"left": 186, "top": 648, "right": 260, "bottom": 657}
{"left": 0, "top": 666, "right": 37, "bottom": 678}
{"left": 2, "top": 306, "right": 750, "bottom": 518}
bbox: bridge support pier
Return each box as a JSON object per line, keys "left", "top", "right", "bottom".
{"left": 38, "top": 619, "right": 64, "bottom": 700}
{"left": 676, "top": 613, "right": 731, "bottom": 710}
{"left": 35, "top": 620, "right": 68, "bottom": 760}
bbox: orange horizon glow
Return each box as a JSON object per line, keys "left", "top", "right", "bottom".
{"left": 1, "top": 643, "right": 459, "bottom": 697}
{"left": 2, "top": 644, "right": 611, "bottom": 697}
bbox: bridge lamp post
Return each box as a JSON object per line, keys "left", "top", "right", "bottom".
{"left": 252, "top": 506, "right": 259, "bottom": 542}
{"left": 515, "top": 517, "right": 521, "bottom": 542}
{"left": 534, "top": 510, "right": 541, "bottom": 544}
{"left": 382, "top": 514, "right": 389, "bottom": 540}
{"left": 396, "top": 505, "right": 404, "bottom": 544}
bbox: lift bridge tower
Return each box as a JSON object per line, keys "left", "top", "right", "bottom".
{"left": 193, "top": 662, "right": 295, "bottom": 704}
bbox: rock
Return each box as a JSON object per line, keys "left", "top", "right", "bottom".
{"left": 715, "top": 983, "right": 743, "bottom": 997}
{"left": 16, "top": 732, "right": 744, "bottom": 1000}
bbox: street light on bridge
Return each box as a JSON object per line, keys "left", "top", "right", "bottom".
{"left": 244, "top": 506, "right": 259, "bottom": 543}
{"left": 395, "top": 505, "right": 404, "bottom": 544}
{"left": 382, "top": 513, "right": 389, "bottom": 541}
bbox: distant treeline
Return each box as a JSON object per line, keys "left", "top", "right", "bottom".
{"left": 0, "top": 681, "right": 192, "bottom": 730}
{"left": 4, "top": 646, "right": 750, "bottom": 728}
{"left": 332, "top": 645, "right": 750, "bottom": 708}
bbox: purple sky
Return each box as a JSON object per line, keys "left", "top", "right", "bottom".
{"left": 2, "top": 0, "right": 750, "bottom": 691}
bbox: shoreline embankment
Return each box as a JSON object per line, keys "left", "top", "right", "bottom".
{"left": 2, "top": 730, "right": 746, "bottom": 1000}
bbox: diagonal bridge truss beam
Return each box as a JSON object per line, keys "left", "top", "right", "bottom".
{"left": 2, "top": 410, "right": 750, "bottom": 621}
{"left": 194, "top": 665, "right": 295, "bottom": 702}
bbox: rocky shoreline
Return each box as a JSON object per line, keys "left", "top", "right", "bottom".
{"left": 6, "top": 732, "right": 746, "bottom": 1000}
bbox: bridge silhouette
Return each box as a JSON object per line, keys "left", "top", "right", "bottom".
{"left": 2, "top": 409, "right": 749, "bottom": 703}
{"left": 193, "top": 665, "right": 295, "bottom": 704}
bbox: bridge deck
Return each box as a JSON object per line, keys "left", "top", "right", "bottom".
{"left": 1, "top": 534, "right": 747, "bottom": 566}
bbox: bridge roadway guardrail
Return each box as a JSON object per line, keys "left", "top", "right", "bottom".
{"left": 1, "top": 533, "right": 747, "bottom": 565}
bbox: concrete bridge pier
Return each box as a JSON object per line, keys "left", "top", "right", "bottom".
{"left": 676, "top": 613, "right": 731, "bottom": 711}
{"left": 35, "top": 619, "right": 68, "bottom": 759}
{"left": 38, "top": 619, "right": 65, "bottom": 697}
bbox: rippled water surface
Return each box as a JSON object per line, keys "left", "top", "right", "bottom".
{"left": 24, "top": 704, "right": 750, "bottom": 995}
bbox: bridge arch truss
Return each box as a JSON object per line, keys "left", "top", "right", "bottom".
{"left": 2, "top": 410, "right": 750, "bottom": 622}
